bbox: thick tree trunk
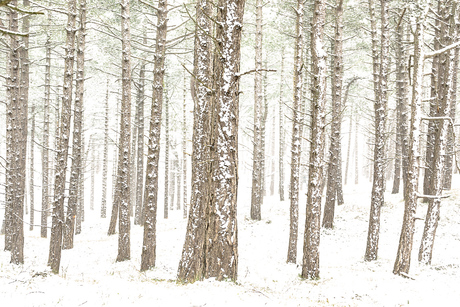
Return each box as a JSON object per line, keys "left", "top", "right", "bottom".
{"left": 286, "top": 0, "right": 304, "bottom": 264}
{"left": 365, "top": 0, "right": 389, "bottom": 262}
{"left": 141, "top": 0, "right": 168, "bottom": 271}
{"left": 301, "top": 0, "right": 327, "bottom": 280}
{"left": 177, "top": 0, "right": 213, "bottom": 282}
{"left": 114, "top": 0, "right": 132, "bottom": 263}
{"left": 48, "top": 0, "right": 77, "bottom": 273}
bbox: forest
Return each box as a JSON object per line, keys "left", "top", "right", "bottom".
{"left": 1, "top": 0, "right": 460, "bottom": 306}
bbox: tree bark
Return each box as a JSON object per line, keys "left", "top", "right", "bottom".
{"left": 301, "top": 0, "right": 327, "bottom": 280}
{"left": 141, "top": 0, "right": 168, "bottom": 271}
{"left": 48, "top": 0, "right": 77, "bottom": 273}
{"left": 323, "top": 0, "right": 344, "bottom": 229}
{"left": 278, "top": 49, "right": 285, "bottom": 202}
{"left": 365, "top": 0, "right": 389, "bottom": 262}
{"left": 286, "top": 0, "right": 304, "bottom": 264}
{"left": 101, "top": 79, "right": 109, "bottom": 219}
{"left": 134, "top": 62, "right": 145, "bottom": 225}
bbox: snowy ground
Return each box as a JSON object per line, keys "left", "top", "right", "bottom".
{"left": 1, "top": 176, "right": 460, "bottom": 306}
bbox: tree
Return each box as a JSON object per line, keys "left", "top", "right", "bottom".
{"left": 250, "top": 0, "right": 264, "bottom": 221}
{"left": 63, "top": 0, "right": 86, "bottom": 250}
{"left": 364, "top": 0, "right": 389, "bottom": 262}
{"left": 48, "top": 0, "right": 77, "bottom": 273}
{"left": 301, "top": 0, "right": 327, "bottom": 280}
{"left": 141, "top": 0, "right": 168, "bottom": 271}
{"left": 278, "top": 48, "right": 285, "bottom": 201}
{"left": 286, "top": 0, "right": 304, "bottom": 264}
{"left": 177, "top": 0, "right": 245, "bottom": 282}
{"left": 114, "top": 0, "right": 132, "bottom": 263}
{"left": 101, "top": 79, "right": 109, "bottom": 219}
{"left": 323, "top": 0, "right": 345, "bottom": 229}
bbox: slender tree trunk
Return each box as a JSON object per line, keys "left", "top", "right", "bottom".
{"left": 101, "top": 79, "right": 109, "bottom": 218}
{"left": 323, "top": 0, "right": 344, "bottom": 228}
{"left": 343, "top": 78, "right": 358, "bottom": 185}
{"left": 279, "top": 49, "right": 285, "bottom": 202}
{"left": 141, "top": 0, "right": 168, "bottom": 271}
{"left": 365, "top": 0, "right": 389, "bottom": 262}
{"left": 164, "top": 88, "right": 170, "bottom": 218}
{"left": 250, "top": 0, "right": 264, "bottom": 220}
{"left": 48, "top": 0, "right": 77, "bottom": 273}
{"left": 134, "top": 62, "right": 145, "bottom": 225}
{"left": 41, "top": 27, "right": 51, "bottom": 238}
{"left": 108, "top": 98, "right": 120, "bottom": 235}
{"left": 286, "top": 0, "right": 304, "bottom": 264}
{"left": 115, "top": 0, "right": 132, "bottom": 263}
{"left": 182, "top": 71, "right": 188, "bottom": 219}
{"left": 29, "top": 105, "right": 35, "bottom": 231}
{"left": 301, "top": 0, "right": 327, "bottom": 279}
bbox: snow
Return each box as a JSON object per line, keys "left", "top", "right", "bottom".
{"left": 1, "top": 176, "right": 460, "bottom": 306}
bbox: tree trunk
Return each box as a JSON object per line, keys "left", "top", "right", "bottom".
{"left": 301, "top": 0, "right": 327, "bottom": 280}
{"left": 177, "top": 0, "right": 213, "bottom": 282}
{"left": 286, "top": 0, "right": 304, "bottom": 264}
{"left": 101, "top": 79, "right": 109, "bottom": 219}
{"left": 323, "top": 0, "right": 344, "bottom": 229}
{"left": 141, "top": 0, "right": 168, "bottom": 271}
{"left": 365, "top": 0, "right": 389, "bottom": 262}
{"left": 278, "top": 49, "right": 285, "bottom": 202}
{"left": 29, "top": 105, "right": 35, "bottom": 231}
{"left": 250, "top": 0, "right": 264, "bottom": 220}
{"left": 182, "top": 71, "right": 188, "bottom": 219}
{"left": 134, "top": 62, "right": 145, "bottom": 225}
{"left": 48, "top": 0, "right": 77, "bottom": 273}
{"left": 41, "top": 25, "right": 52, "bottom": 238}
{"left": 114, "top": 0, "right": 132, "bottom": 263}
{"left": 164, "top": 86, "right": 170, "bottom": 218}
{"left": 63, "top": 0, "right": 86, "bottom": 249}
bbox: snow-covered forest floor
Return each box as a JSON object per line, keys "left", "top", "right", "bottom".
{"left": 1, "top": 176, "right": 460, "bottom": 306}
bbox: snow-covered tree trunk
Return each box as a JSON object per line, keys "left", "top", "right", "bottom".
{"left": 278, "top": 49, "right": 285, "bottom": 202}
{"left": 365, "top": 0, "right": 389, "bottom": 262}
{"left": 63, "top": 0, "right": 86, "bottom": 249}
{"left": 115, "top": 0, "right": 132, "bottom": 263}
{"left": 177, "top": 0, "right": 213, "bottom": 282}
{"left": 101, "top": 79, "right": 109, "bottom": 219}
{"left": 141, "top": 0, "right": 168, "bottom": 271}
{"left": 48, "top": 0, "right": 77, "bottom": 273}
{"left": 301, "top": 0, "right": 327, "bottom": 279}
{"left": 286, "top": 0, "right": 304, "bottom": 264}
{"left": 134, "top": 62, "right": 145, "bottom": 225}
{"left": 391, "top": 17, "right": 409, "bottom": 195}
{"left": 164, "top": 87, "right": 170, "bottom": 217}
{"left": 182, "top": 71, "right": 188, "bottom": 219}
{"left": 41, "top": 26, "right": 51, "bottom": 238}
{"left": 393, "top": 9, "right": 426, "bottom": 275}
{"left": 343, "top": 78, "right": 358, "bottom": 185}
{"left": 250, "top": 0, "right": 263, "bottom": 220}
{"left": 29, "top": 105, "right": 35, "bottom": 231}
{"left": 8, "top": 0, "right": 27, "bottom": 263}
{"left": 323, "top": 0, "right": 344, "bottom": 229}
